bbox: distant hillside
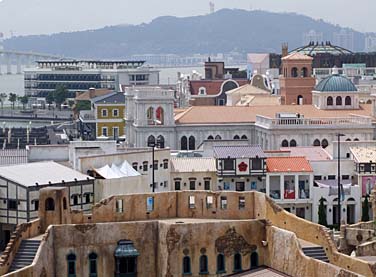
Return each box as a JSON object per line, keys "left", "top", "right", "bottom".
{"left": 3, "top": 9, "right": 366, "bottom": 59}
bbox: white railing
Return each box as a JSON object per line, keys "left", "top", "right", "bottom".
{"left": 256, "top": 115, "right": 373, "bottom": 129}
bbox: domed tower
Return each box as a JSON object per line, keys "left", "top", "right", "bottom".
{"left": 312, "top": 67, "right": 359, "bottom": 110}
{"left": 280, "top": 52, "right": 316, "bottom": 105}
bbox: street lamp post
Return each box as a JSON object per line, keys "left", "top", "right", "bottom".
{"left": 148, "top": 137, "right": 161, "bottom": 193}
{"left": 337, "top": 133, "right": 345, "bottom": 228}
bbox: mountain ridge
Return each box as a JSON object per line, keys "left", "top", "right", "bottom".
{"left": 3, "top": 9, "right": 366, "bottom": 59}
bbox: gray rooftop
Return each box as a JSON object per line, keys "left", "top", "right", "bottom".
{"left": 213, "top": 145, "right": 266, "bottom": 159}
{"left": 95, "top": 93, "right": 125, "bottom": 104}
{"left": 0, "top": 161, "right": 93, "bottom": 187}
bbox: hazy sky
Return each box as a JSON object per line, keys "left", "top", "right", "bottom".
{"left": 0, "top": 0, "right": 375, "bottom": 36}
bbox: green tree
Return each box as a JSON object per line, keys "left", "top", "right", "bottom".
{"left": 318, "top": 197, "right": 328, "bottom": 227}
{"left": 46, "top": 91, "right": 54, "bottom": 110}
{"left": 53, "top": 85, "right": 68, "bottom": 110}
{"left": 362, "top": 195, "right": 370, "bottom": 222}
{"left": 0, "top": 93, "right": 7, "bottom": 110}
{"left": 20, "top": 96, "right": 29, "bottom": 110}
{"left": 8, "top": 93, "right": 17, "bottom": 110}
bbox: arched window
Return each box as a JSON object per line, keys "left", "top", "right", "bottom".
{"left": 199, "top": 255, "right": 208, "bottom": 274}
{"left": 297, "top": 95, "right": 303, "bottom": 105}
{"left": 290, "top": 140, "right": 297, "bottom": 147}
{"left": 241, "top": 135, "right": 248, "bottom": 140}
{"left": 291, "top": 67, "right": 298, "bottom": 78}
{"left": 346, "top": 138, "right": 351, "bottom": 142}
{"left": 67, "top": 253, "right": 76, "bottom": 277}
{"left": 217, "top": 254, "right": 225, "bottom": 273}
{"left": 367, "top": 99, "right": 372, "bottom": 104}
{"left": 250, "top": 252, "right": 259, "bottom": 269}
{"left": 301, "top": 67, "right": 308, "bottom": 77}
{"left": 183, "top": 256, "right": 191, "bottom": 275}
{"left": 281, "top": 140, "right": 289, "bottom": 147}
{"left": 215, "top": 135, "right": 222, "bottom": 140}
{"left": 198, "top": 87, "right": 206, "bottom": 95}
{"left": 345, "top": 96, "right": 352, "bottom": 106}
{"left": 147, "top": 135, "right": 156, "bottom": 147}
{"left": 45, "top": 198, "right": 55, "bottom": 211}
{"left": 207, "top": 135, "right": 214, "bottom": 140}
{"left": 354, "top": 138, "right": 360, "bottom": 141}
{"left": 327, "top": 97, "right": 333, "bottom": 106}
{"left": 88, "top": 252, "right": 98, "bottom": 277}
{"left": 147, "top": 107, "right": 154, "bottom": 124}
{"left": 313, "top": 139, "right": 321, "bottom": 147}
{"left": 63, "top": 197, "right": 67, "bottom": 210}
{"left": 233, "top": 135, "right": 240, "bottom": 140}
{"left": 321, "top": 139, "right": 329, "bottom": 149}
{"left": 181, "top": 136, "right": 188, "bottom": 150}
{"left": 156, "top": 107, "right": 164, "bottom": 125}
{"left": 336, "top": 96, "right": 342, "bottom": 106}
{"left": 157, "top": 135, "right": 165, "bottom": 149}
{"left": 188, "top": 136, "right": 196, "bottom": 150}
{"left": 234, "top": 253, "right": 242, "bottom": 272}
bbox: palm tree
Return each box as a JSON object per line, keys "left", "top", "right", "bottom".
{"left": 8, "top": 93, "right": 17, "bottom": 110}
{"left": 0, "top": 93, "right": 7, "bottom": 110}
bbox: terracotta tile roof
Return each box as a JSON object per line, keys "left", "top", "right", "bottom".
{"left": 266, "top": 157, "right": 313, "bottom": 173}
{"left": 213, "top": 145, "right": 266, "bottom": 159}
{"left": 75, "top": 89, "right": 113, "bottom": 101}
{"left": 175, "top": 104, "right": 374, "bottom": 125}
{"left": 190, "top": 79, "right": 248, "bottom": 96}
{"left": 170, "top": 157, "right": 216, "bottom": 173}
{"left": 282, "top": 52, "right": 313, "bottom": 61}
{"left": 281, "top": 147, "right": 332, "bottom": 161}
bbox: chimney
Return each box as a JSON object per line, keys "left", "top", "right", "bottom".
{"left": 282, "top": 43, "right": 289, "bottom": 57}
{"left": 89, "top": 88, "right": 96, "bottom": 98}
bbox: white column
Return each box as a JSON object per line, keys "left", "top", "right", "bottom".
{"left": 295, "top": 175, "right": 299, "bottom": 200}
{"left": 266, "top": 175, "right": 270, "bottom": 198}
{"left": 280, "top": 175, "right": 284, "bottom": 200}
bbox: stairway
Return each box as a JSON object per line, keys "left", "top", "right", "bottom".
{"left": 8, "top": 240, "right": 41, "bottom": 273}
{"left": 302, "top": 246, "right": 329, "bottom": 263}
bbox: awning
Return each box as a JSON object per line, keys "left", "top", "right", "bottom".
{"left": 114, "top": 240, "right": 140, "bottom": 258}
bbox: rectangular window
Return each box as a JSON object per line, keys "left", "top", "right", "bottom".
{"left": 132, "top": 162, "right": 138, "bottom": 171}
{"left": 116, "top": 199, "right": 123, "bottom": 213}
{"left": 146, "top": 197, "right": 154, "bottom": 212}
{"left": 372, "top": 164, "right": 376, "bottom": 172}
{"left": 220, "top": 196, "right": 227, "bottom": 209}
{"left": 328, "top": 175, "right": 336, "bottom": 180}
{"left": 314, "top": 175, "right": 322, "bottom": 181}
{"left": 112, "top": 109, "right": 119, "bottom": 117}
{"left": 206, "top": 196, "right": 213, "bottom": 208}
{"left": 239, "top": 196, "right": 246, "bottom": 210}
{"left": 143, "top": 162, "right": 148, "bottom": 172}
{"left": 34, "top": 200, "right": 39, "bottom": 211}
{"left": 360, "top": 164, "right": 365, "bottom": 171}
{"left": 175, "top": 181, "right": 181, "bottom": 191}
{"left": 102, "top": 127, "right": 108, "bottom": 137}
{"left": 342, "top": 175, "right": 350, "bottom": 180}
{"left": 101, "top": 109, "right": 108, "bottom": 117}
{"left": 204, "top": 179, "right": 211, "bottom": 190}
{"left": 163, "top": 159, "right": 169, "bottom": 169}
{"left": 365, "top": 164, "right": 372, "bottom": 172}
{"left": 252, "top": 158, "right": 262, "bottom": 170}
{"left": 189, "top": 180, "right": 196, "bottom": 190}
{"left": 223, "top": 159, "right": 234, "bottom": 170}
{"left": 189, "top": 196, "right": 195, "bottom": 209}
{"left": 153, "top": 160, "right": 158, "bottom": 170}
{"left": 85, "top": 194, "right": 91, "bottom": 204}
{"left": 8, "top": 199, "right": 17, "bottom": 210}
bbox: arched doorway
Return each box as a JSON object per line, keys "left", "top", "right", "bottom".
{"left": 281, "top": 140, "right": 289, "bottom": 147}
{"left": 188, "top": 136, "right": 196, "bottom": 150}
{"left": 250, "top": 252, "right": 259, "bottom": 269}
{"left": 297, "top": 95, "right": 303, "bottom": 105}
{"left": 290, "top": 139, "right": 297, "bottom": 147}
{"left": 147, "top": 135, "right": 156, "bottom": 147}
{"left": 157, "top": 135, "right": 165, "bottom": 149}
{"left": 181, "top": 136, "right": 188, "bottom": 150}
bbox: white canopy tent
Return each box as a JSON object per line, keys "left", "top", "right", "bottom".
{"left": 94, "top": 161, "right": 141, "bottom": 179}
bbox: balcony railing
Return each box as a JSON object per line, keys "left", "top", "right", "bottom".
{"left": 256, "top": 115, "right": 373, "bottom": 129}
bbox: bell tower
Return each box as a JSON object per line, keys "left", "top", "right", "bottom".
{"left": 280, "top": 52, "right": 316, "bottom": 105}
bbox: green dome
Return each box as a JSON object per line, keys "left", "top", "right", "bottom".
{"left": 315, "top": 74, "right": 357, "bottom": 92}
